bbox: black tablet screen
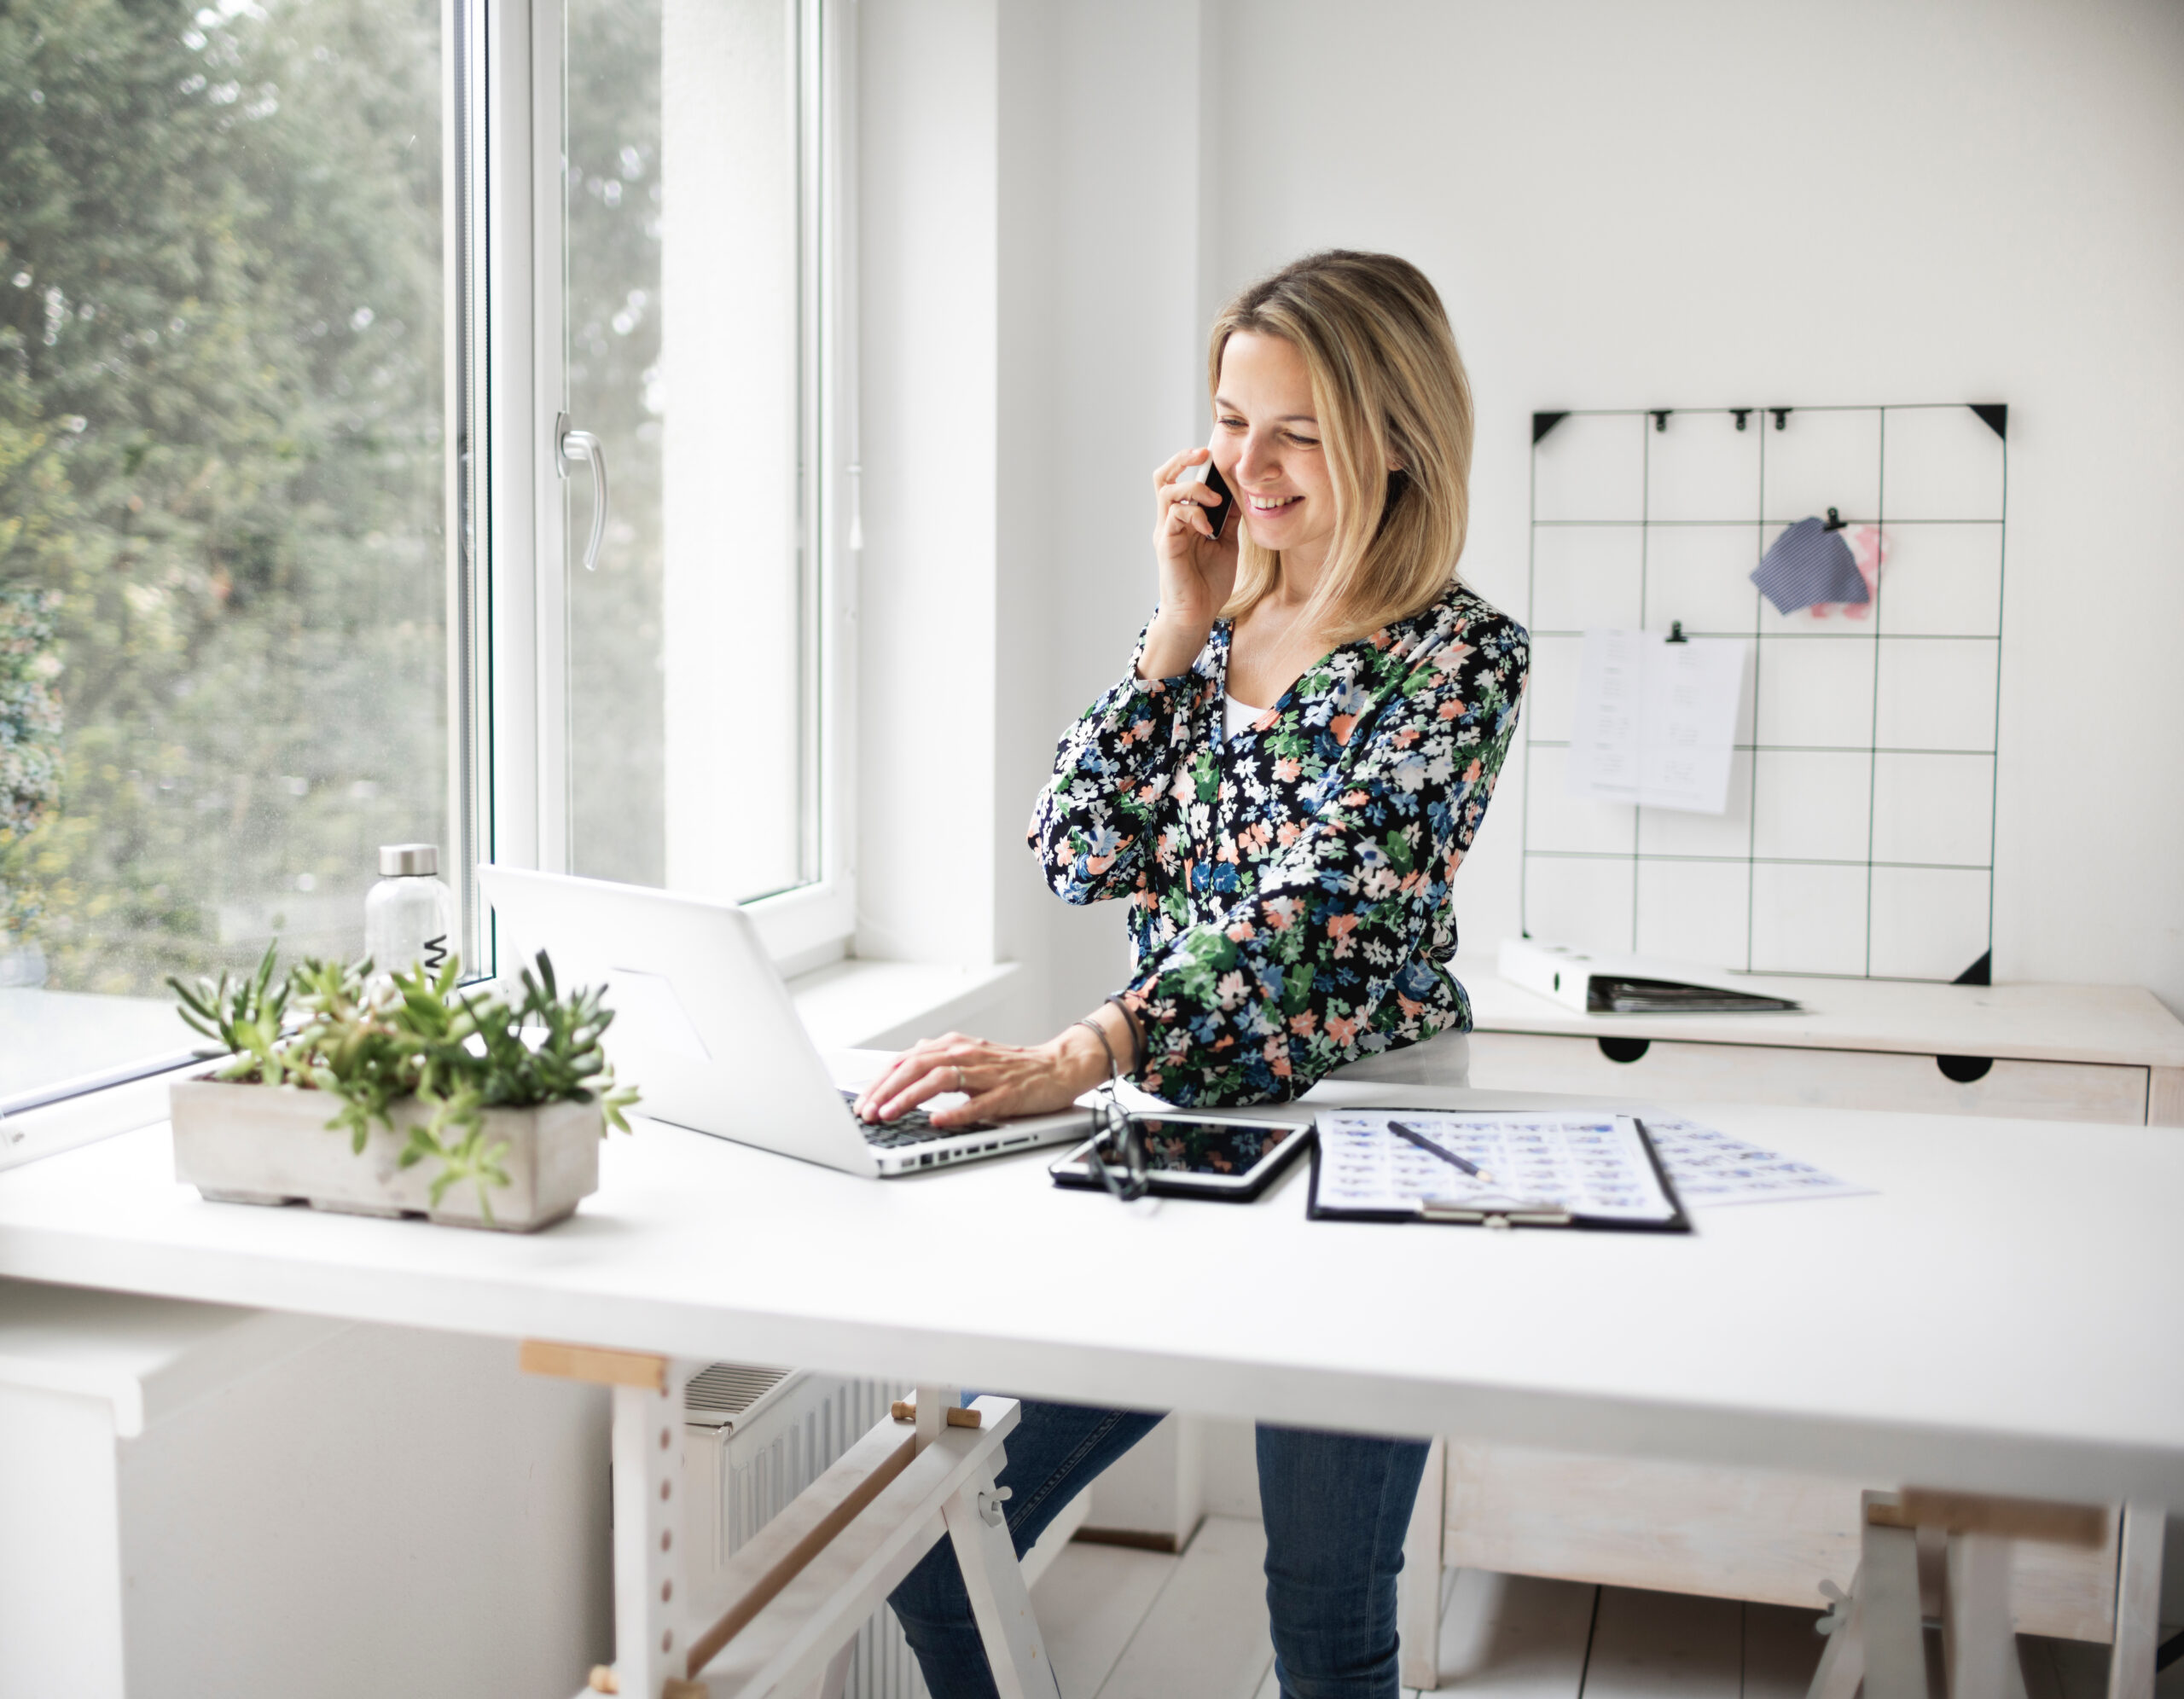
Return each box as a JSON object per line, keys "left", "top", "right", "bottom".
{"left": 1126, "top": 1117, "right": 1300, "bottom": 1176}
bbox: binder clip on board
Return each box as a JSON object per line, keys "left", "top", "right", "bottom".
{"left": 1499, "top": 937, "right": 1803, "bottom": 1016}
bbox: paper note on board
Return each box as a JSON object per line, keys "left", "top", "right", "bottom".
{"left": 1565, "top": 630, "right": 1745, "bottom": 814}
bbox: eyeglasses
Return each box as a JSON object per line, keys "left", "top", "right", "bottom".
{"left": 1083, "top": 1090, "right": 1150, "bottom": 1203}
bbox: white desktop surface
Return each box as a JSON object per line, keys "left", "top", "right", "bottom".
{"left": 0, "top": 1086, "right": 2177, "bottom": 1510}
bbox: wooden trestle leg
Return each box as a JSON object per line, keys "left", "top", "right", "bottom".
{"left": 1803, "top": 1487, "right": 2161, "bottom": 1699}
{"left": 521, "top": 1346, "right": 1060, "bottom": 1699}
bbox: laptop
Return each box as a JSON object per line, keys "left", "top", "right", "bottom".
{"left": 475, "top": 866, "right": 1089, "bottom": 1178}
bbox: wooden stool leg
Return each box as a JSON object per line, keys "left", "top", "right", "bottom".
{"left": 1398, "top": 1437, "right": 1447, "bottom": 1691}
{"left": 2105, "top": 1500, "right": 2166, "bottom": 1699}
{"left": 913, "top": 1382, "right": 1057, "bottom": 1698}
{"left": 1861, "top": 1512, "right": 1928, "bottom": 1699}
{"left": 612, "top": 1370, "right": 698, "bottom": 1699}
{"left": 1808, "top": 1566, "right": 1867, "bottom": 1699}
{"left": 914, "top": 1383, "right": 959, "bottom": 1450}
{"left": 944, "top": 1458, "right": 1061, "bottom": 1699}
{"left": 784, "top": 1641, "right": 854, "bottom": 1699}
{"left": 521, "top": 1343, "right": 698, "bottom": 1699}
{"left": 1944, "top": 1530, "right": 2019, "bottom": 1699}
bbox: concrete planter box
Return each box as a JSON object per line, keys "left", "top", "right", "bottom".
{"left": 170, "top": 1075, "right": 602, "bottom": 1232}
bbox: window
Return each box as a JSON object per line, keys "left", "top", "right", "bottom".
{"left": 2, "top": 0, "right": 451, "bottom": 1105}
{"left": 548, "top": 0, "right": 836, "bottom": 929}
{"left": 0, "top": 0, "right": 846, "bottom": 1113}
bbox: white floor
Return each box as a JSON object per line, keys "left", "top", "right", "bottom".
{"left": 1026, "top": 1516, "right": 2182, "bottom": 1699}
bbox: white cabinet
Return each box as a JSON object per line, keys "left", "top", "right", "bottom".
{"left": 1435, "top": 1441, "right": 2118, "bottom": 1640}
{"left": 1456, "top": 958, "right": 2184, "bottom": 1127}
{"left": 1468, "top": 1030, "right": 2154, "bottom": 1122}
{"left": 0, "top": 1280, "right": 609, "bottom": 1699}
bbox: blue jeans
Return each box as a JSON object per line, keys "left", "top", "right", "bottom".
{"left": 886, "top": 1400, "right": 1430, "bottom": 1699}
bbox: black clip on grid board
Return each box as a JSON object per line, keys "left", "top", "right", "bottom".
{"left": 1519, "top": 403, "right": 2007, "bottom": 985}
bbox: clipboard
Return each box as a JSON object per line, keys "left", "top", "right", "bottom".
{"left": 1305, "top": 1110, "right": 1693, "bottom": 1233}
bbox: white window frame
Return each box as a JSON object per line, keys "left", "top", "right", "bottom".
{"left": 0, "top": 0, "right": 855, "bottom": 1138}
{"left": 470, "top": 0, "right": 857, "bottom": 976}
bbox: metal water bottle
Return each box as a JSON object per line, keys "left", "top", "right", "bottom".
{"left": 364, "top": 844, "right": 456, "bottom": 977}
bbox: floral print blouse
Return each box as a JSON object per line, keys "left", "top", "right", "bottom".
{"left": 1030, "top": 581, "right": 1529, "bottom": 1107}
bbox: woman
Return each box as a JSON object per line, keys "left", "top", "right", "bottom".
{"left": 857, "top": 250, "right": 1528, "bottom": 1698}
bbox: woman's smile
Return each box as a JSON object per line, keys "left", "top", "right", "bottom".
{"left": 1241, "top": 488, "right": 1308, "bottom": 545}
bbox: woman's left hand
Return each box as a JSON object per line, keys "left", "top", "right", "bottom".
{"left": 854, "top": 1027, "right": 1109, "bottom": 1130}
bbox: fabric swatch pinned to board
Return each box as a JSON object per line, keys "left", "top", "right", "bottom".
{"left": 1751, "top": 515, "right": 1867, "bottom": 615}
{"left": 1807, "top": 525, "right": 1886, "bottom": 620}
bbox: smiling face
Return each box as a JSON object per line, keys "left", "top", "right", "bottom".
{"left": 1210, "top": 331, "right": 1337, "bottom": 571}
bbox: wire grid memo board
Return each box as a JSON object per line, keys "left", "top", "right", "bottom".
{"left": 1519, "top": 403, "right": 2007, "bottom": 983}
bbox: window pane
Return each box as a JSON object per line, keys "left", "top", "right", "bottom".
{"left": 563, "top": 0, "right": 808, "bottom": 906}
{"left": 0, "top": 0, "right": 447, "bottom": 1100}
{"left": 564, "top": 0, "right": 663, "bottom": 886}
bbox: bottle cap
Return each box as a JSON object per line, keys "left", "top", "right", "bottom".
{"left": 378, "top": 843, "right": 439, "bottom": 878}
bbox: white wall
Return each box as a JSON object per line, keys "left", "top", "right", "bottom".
{"left": 1019, "top": 1, "right": 1215, "bottom": 1027}
{"left": 855, "top": 0, "right": 1003, "bottom": 974}
{"left": 860, "top": 0, "right": 2184, "bottom": 1023}
{"left": 1194, "top": 0, "right": 2184, "bottom": 1012}
{"left": 856, "top": 0, "right": 1210, "bottom": 1036}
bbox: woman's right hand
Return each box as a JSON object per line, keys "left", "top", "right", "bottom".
{"left": 1141, "top": 445, "right": 1240, "bottom": 681}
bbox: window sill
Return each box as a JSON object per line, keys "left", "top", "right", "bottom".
{"left": 787, "top": 959, "right": 1025, "bottom": 1052}
{"left": 2, "top": 1064, "right": 197, "bottom": 1176}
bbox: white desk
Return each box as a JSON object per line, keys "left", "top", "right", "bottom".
{"left": 0, "top": 1085, "right": 2178, "bottom": 1513}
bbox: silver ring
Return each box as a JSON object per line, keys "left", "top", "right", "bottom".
{"left": 955, "top": 1065, "right": 967, "bottom": 1093}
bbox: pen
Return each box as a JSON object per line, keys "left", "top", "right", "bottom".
{"left": 1386, "top": 1121, "right": 1495, "bottom": 1185}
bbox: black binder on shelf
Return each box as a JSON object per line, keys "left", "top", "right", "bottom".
{"left": 1305, "top": 1109, "right": 1692, "bottom": 1233}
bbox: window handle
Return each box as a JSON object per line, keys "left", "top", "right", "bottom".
{"left": 555, "top": 411, "right": 609, "bottom": 571}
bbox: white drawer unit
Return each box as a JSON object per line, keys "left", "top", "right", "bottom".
{"left": 1467, "top": 1030, "right": 2154, "bottom": 1123}
{"left": 1436, "top": 1441, "right": 2119, "bottom": 1642}
{"left": 1454, "top": 955, "right": 2184, "bottom": 1127}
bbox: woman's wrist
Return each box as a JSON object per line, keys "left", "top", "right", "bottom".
{"left": 1047, "top": 1016, "right": 1121, "bottom": 1099}
{"left": 1137, "top": 611, "right": 1212, "bottom": 681}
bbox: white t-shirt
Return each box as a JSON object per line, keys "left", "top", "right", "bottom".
{"left": 1224, "top": 692, "right": 1269, "bottom": 739}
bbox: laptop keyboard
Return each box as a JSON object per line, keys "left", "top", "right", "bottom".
{"left": 839, "top": 1089, "right": 994, "bottom": 1147}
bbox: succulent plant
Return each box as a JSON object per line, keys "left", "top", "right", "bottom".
{"left": 169, "top": 948, "right": 639, "bottom": 1221}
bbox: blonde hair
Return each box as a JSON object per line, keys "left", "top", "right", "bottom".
{"left": 1206, "top": 251, "right": 1473, "bottom": 642}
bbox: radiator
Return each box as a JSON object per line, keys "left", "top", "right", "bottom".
{"left": 683, "top": 1366, "right": 927, "bottom": 1699}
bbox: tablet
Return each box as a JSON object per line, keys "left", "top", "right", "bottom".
{"left": 1048, "top": 1114, "right": 1312, "bottom": 1202}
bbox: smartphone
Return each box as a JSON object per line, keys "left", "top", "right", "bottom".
{"left": 1179, "top": 456, "right": 1234, "bottom": 541}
